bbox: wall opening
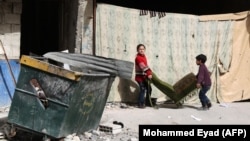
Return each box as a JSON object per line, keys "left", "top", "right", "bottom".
{"left": 20, "top": 0, "right": 79, "bottom": 56}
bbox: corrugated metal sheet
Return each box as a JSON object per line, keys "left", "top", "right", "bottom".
{"left": 43, "top": 52, "right": 134, "bottom": 80}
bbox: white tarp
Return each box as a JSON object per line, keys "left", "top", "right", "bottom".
{"left": 96, "top": 4, "right": 250, "bottom": 103}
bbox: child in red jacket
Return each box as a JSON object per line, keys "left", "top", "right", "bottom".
{"left": 135, "top": 44, "right": 156, "bottom": 108}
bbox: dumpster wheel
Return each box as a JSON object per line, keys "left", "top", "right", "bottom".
{"left": 1, "top": 123, "right": 17, "bottom": 140}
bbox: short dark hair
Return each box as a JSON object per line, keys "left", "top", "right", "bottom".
{"left": 196, "top": 54, "right": 207, "bottom": 63}
{"left": 136, "top": 44, "right": 145, "bottom": 51}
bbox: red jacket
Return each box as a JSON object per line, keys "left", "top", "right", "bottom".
{"left": 135, "top": 53, "right": 152, "bottom": 82}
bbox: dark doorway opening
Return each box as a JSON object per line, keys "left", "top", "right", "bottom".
{"left": 20, "top": 0, "right": 78, "bottom": 56}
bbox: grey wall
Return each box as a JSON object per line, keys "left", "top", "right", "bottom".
{"left": 0, "top": 0, "right": 22, "bottom": 59}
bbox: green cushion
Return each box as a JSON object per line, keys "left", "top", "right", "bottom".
{"left": 150, "top": 72, "right": 197, "bottom": 104}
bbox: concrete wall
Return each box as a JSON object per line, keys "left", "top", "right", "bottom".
{"left": 0, "top": 0, "right": 21, "bottom": 108}
{"left": 0, "top": 0, "right": 21, "bottom": 59}
{"left": 75, "top": 0, "right": 94, "bottom": 54}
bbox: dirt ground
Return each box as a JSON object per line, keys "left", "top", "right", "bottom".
{"left": 1, "top": 100, "right": 250, "bottom": 141}
{"left": 99, "top": 100, "right": 250, "bottom": 140}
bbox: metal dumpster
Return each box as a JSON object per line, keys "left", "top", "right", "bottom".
{"left": 7, "top": 53, "right": 134, "bottom": 139}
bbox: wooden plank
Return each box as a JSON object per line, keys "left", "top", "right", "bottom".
{"left": 20, "top": 55, "right": 83, "bottom": 81}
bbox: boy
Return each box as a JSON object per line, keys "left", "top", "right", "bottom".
{"left": 195, "top": 54, "right": 212, "bottom": 110}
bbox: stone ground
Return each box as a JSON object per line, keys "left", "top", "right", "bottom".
{"left": 1, "top": 100, "right": 250, "bottom": 141}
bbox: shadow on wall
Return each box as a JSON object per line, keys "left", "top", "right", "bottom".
{"left": 246, "top": 13, "right": 250, "bottom": 46}
{"left": 118, "top": 78, "right": 139, "bottom": 104}
{"left": 83, "top": 0, "right": 93, "bottom": 35}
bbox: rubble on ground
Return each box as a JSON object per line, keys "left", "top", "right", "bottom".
{"left": 0, "top": 103, "right": 138, "bottom": 141}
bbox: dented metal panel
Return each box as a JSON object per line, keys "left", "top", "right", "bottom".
{"left": 7, "top": 54, "right": 133, "bottom": 139}
{"left": 20, "top": 55, "right": 83, "bottom": 81}
{"left": 43, "top": 52, "right": 134, "bottom": 80}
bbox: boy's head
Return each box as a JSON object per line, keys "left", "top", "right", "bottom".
{"left": 196, "top": 54, "right": 207, "bottom": 64}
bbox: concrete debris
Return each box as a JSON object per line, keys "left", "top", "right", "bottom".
{"left": 60, "top": 128, "right": 138, "bottom": 141}
{"left": 120, "top": 103, "right": 129, "bottom": 109}
{"left": 0, "top": 107, "right": 9, "bottom": 113}
{"left": 105, "top": 102, "right": 134, "bottom": 110}
{"left": 128, "top": 137, "right": 138, "bottom": 141}
{"left": 0, "top": 132, "right": 7, "bottom": 141}
{"left": 0, "top": 103, "right": 139, "bottom": 141}
{"left": 92, "top": 130, "right": 100, "bottom": 136}
{"left": 83, "top": 132, "right": 92, "bottom": 139}
{"left": 1, "top": 100, "right": 249, "bottom": 141}
{"left": 99, "top": 123, "right": 123, "bottom": 134}
{"left": 219, "top": 103, "right": 229, "bottom": 108}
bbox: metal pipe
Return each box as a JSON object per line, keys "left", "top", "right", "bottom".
{"left": 0, "top": 40, "right": 17, "bottom": 85}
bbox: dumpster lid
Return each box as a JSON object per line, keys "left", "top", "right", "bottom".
{"left": 20, "top": 55, "right": 84, "bottom": 81}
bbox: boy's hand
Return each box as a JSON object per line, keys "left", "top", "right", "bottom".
{"left": 196, "top": 83, "right": 201, "bottom": 88}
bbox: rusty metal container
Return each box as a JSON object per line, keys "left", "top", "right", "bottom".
{"left": 7, "top": 54, "right": 133, "bottom": 139}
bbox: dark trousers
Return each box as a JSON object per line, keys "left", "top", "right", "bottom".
{"left": 199, "top": 85, "right": 211, "bottom": 107}
{"left": 137, "top": 80, "right": 154, "bottom": 106}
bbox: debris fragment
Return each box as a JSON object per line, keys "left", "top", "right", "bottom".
{"left": 191, "top": 115, "right": 201, "bottom": 121}
{"left": 219, "top": 103, "right": 229, "bottom": 108}
{"left": 99, "top": 122, "right": 123, "bottom": 134}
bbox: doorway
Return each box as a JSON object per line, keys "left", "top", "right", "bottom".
{"left": 20, "top": 0, "right": 79, "bottom": 56}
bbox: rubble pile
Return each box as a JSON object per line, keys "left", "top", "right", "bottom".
{"left": 0, "top": 103, "right": 139, "bottom": 141}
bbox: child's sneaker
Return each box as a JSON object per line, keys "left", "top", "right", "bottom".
{"left": 197, "top": 106, "right": 208, "bottom": 111}
{"left": 138, "top": 104, "right": 146, "bottom": 109}
{"left": 207, "top": 102, "right": 212, "bottom": 109}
